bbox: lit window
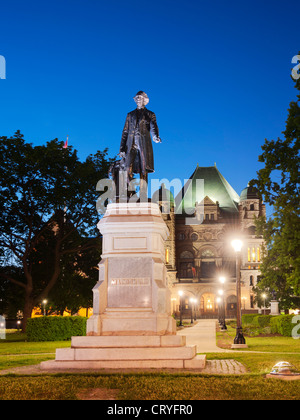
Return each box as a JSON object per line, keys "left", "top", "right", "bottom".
{"left": 165, "top": 248, "right": 169, "bottom": 264}
{"left": 248, "top": 248, "right": 251, "bottom": 262}
{"left": 257, "top": 247, "right": 260, "bottom": 262}
{"left": 252, "top": 247, "right": 256, "bottom": 262}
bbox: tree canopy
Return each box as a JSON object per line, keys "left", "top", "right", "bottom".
{"left": 0, "top": 131, "right": 113, "bottom": 329}
{"left": 251, "top": 75, "right": 300, "bottom": 309}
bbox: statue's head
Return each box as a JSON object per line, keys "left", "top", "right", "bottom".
{"left": 133, "top": 91, "right": 149, "bottom": 108}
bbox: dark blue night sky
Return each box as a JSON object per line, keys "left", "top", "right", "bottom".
{"left": 1, "top": 0, "right": 299, "bottom": 217}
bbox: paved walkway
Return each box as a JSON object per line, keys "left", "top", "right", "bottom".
{"left": 177, "top": 319, "right": 248, "bottom": 374}
{"left": 177, "top": 319, "right": 225, "bottom": 353}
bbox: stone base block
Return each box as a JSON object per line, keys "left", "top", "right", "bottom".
{"left": 40, "top": 334, "right": 206, "bottom": 371}
{"left": 71, "top": 335, "right": 186, "bottom": 348}
{"left": 266, "top": 374, "right": 300, "bottom": 381}
{"left": 87, "top": 310, "right": 176, "bottom": 336}
{"left": 184, "top": 355, "right": 206, "bottom": 369}
{"left": 41, "top": 359, "right": 187, "bottom": 370}
{"left": 231, "top": 344, "right": 248, "bottom": 349}
{"left": 56, "top": 345, "right": 196, "bottom": 361}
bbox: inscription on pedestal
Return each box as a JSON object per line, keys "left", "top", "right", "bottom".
{"left": 108, "top": 257, "right": 152, "bottom": 308}
{"left": 111, "top": 277, "right": 151, "bottom": 286}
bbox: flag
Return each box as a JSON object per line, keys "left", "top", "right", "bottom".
{"left": 63, "top": 135, "right": 68, "bottom": 149}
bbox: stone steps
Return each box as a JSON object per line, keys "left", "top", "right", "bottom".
{"left": 40, "top": 334, "right": 206, "bottom": 371}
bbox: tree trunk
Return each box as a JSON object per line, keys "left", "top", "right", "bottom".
{"left": 22, "top": 293, "right": 34, "bottom": 332}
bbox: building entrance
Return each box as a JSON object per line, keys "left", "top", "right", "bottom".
{"left": 200, "top": 293, "right": 218, "bottom": 316}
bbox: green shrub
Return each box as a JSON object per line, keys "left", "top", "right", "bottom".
{"left": 253, "top": 315, "right": 273, "bottom": 328}
{"left": 242, "top": 314, "right": 258, "bottom": 325}
{"left": 269, "top": 315, "right": 295, "bottom": 336}
{"left": 26, "top": 316, "right": 87, "bottom": 341}
{"left": 270, "top": 316, "right": 281, "bottom": 334}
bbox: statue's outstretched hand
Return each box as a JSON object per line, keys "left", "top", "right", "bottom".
{"left": 153, "top": 136, "right": 162, "bottom": 143}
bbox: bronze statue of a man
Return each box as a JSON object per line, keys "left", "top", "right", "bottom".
{"left": 119, "top": 91, "right": 161, "bottom": 185}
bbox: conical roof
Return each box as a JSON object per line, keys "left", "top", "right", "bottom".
{"left": 175, "top": 165, "right": 240, "bottom": 215}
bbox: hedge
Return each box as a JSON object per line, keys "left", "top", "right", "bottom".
{"left": 242, "top": 314, "right": 297, "bottom": 337}
{"left": 26, "top": 316, "right": 87, "bottom": 341}
{"left": 242, "top": 314, "right": 259, "bottom": 325}
{"left": 270, "top": 315, "right": 296, "bottom": 337}
{"left": 253, "top": 315, "right": 273, "bottom": 328}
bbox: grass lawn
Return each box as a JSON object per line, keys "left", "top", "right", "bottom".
{"left": 0, "top": 331, "right": 70, "bottom": 371}
{"left": 0, "top": 330, "right": 299, "bottom": 400}
{"left": 216, "top": 324, "right": 300, "bottom": 353}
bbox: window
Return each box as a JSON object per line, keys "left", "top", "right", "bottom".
{"left": 248, "top": 226, "right": 256, "bottom": 235}
{"left": 180, "top": 251, "right": 194, "bottom": 259}
{"left": 252, "top": 247, "right": 256, "bottom": 262}
{"left": 250, "top": 275, "right": 253, "bottom": 286}
{"left": 210, "top": 214, "right": 214, "bottom": 220}
{"left": 248, "top": 248, "right": 251, "bottom": 262}
{"left": 257, "top": 247, "right": 260, "bottom": 262}
{"left": 165, "top": 248, "right": 169, "bottom": 264}
{"left": 191, "top": 233, "right": 198, "bottom": 241}
{"left": 178, "top": 233, "right": 185, "bottom": 240}
{"left": 205, "top": 214, "right": 209, "bottom": 220}
{"left": 201, "top": 249, "right": 215, "bottom": 257}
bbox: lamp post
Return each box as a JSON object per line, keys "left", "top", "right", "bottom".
{"left": 242, "top": 296, "right": 247, "bottom": 311}
{"left": 193, "top": 298, "right": 198, "bottom": 321}
{"left": 262, "top": 293, "right": 267, "bottom": 315}
{"left": 219, "top": 276, "right": 227, "bottom": 330}
{"left": 42, "top": 299, "right": 48, "bottom": 316}
{"left": 178, "top": 291, "right": 183, "bottom": 327}
{"left": 216, "top": 297, "right": 221, "bottom": 324}
{"left": 231, "top": 239, "right": 247, "bottom": 347}
{"left": 189, "top": 298, "right": 194, "bottom": 324}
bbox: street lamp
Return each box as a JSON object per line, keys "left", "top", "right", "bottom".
{"left": 42, "top": 299, "right": 48, "bottom": 316}
{"left": 242, "top": 296, "right": 247, "bottom": 310}
{"left": 219, "top": 276, "right": 227, "bottom": 330}
{"left": 189, "top": 298, "right": 194, "bottom": 324}
{"left": 216, "top": 297, "right": 221, "bottom": 323}
{"left": 193, "top": 298, "right": 198, "bottom": 321}
{"left": 262, "top": 293, "right": 267, "bottom": 315}
{"left": 231, "top": 239, "right": 247, "bottom": 348}
{"left": 178, "top": 291, "right": 183, "bottom": 326}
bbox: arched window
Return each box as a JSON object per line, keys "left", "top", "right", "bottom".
{"left": 180, "top": 250, "right": 194, "bottom": 259}
{"left": 201, "top": 249, "right": 215, "bottom": 258}
{"left": 179, "top": 251, "right": 194, "bottom": 279}
{"left": 248, "top": 226, "right": 256, "bottom": 235}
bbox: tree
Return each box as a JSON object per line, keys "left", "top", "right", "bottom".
{"left": 0, "top": 131, "right": 113, "bottom": 330}
{"left": 251, "top": 74, "right": 300, "bottom": 309}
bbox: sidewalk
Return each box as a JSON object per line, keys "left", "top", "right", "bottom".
{"left": 177, "top": 319, "right": 247, "bottom": 374}
{"left": 177, "top": 319, "right": 226, "bottom": 353}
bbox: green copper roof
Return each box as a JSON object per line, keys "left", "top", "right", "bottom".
{"left": 175, "top": 165, "right": 240, "bottom": 215}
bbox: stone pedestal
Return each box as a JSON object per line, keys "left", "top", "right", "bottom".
{"left": 41, "top": 203, "right": 206, "bottom": 371}
{"left": 270, "top": 300, "right": 280, "bottom": 315}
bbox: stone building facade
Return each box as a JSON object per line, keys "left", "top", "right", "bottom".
{"left": 154, "top": 164, "right": 266, "bottom": 318}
